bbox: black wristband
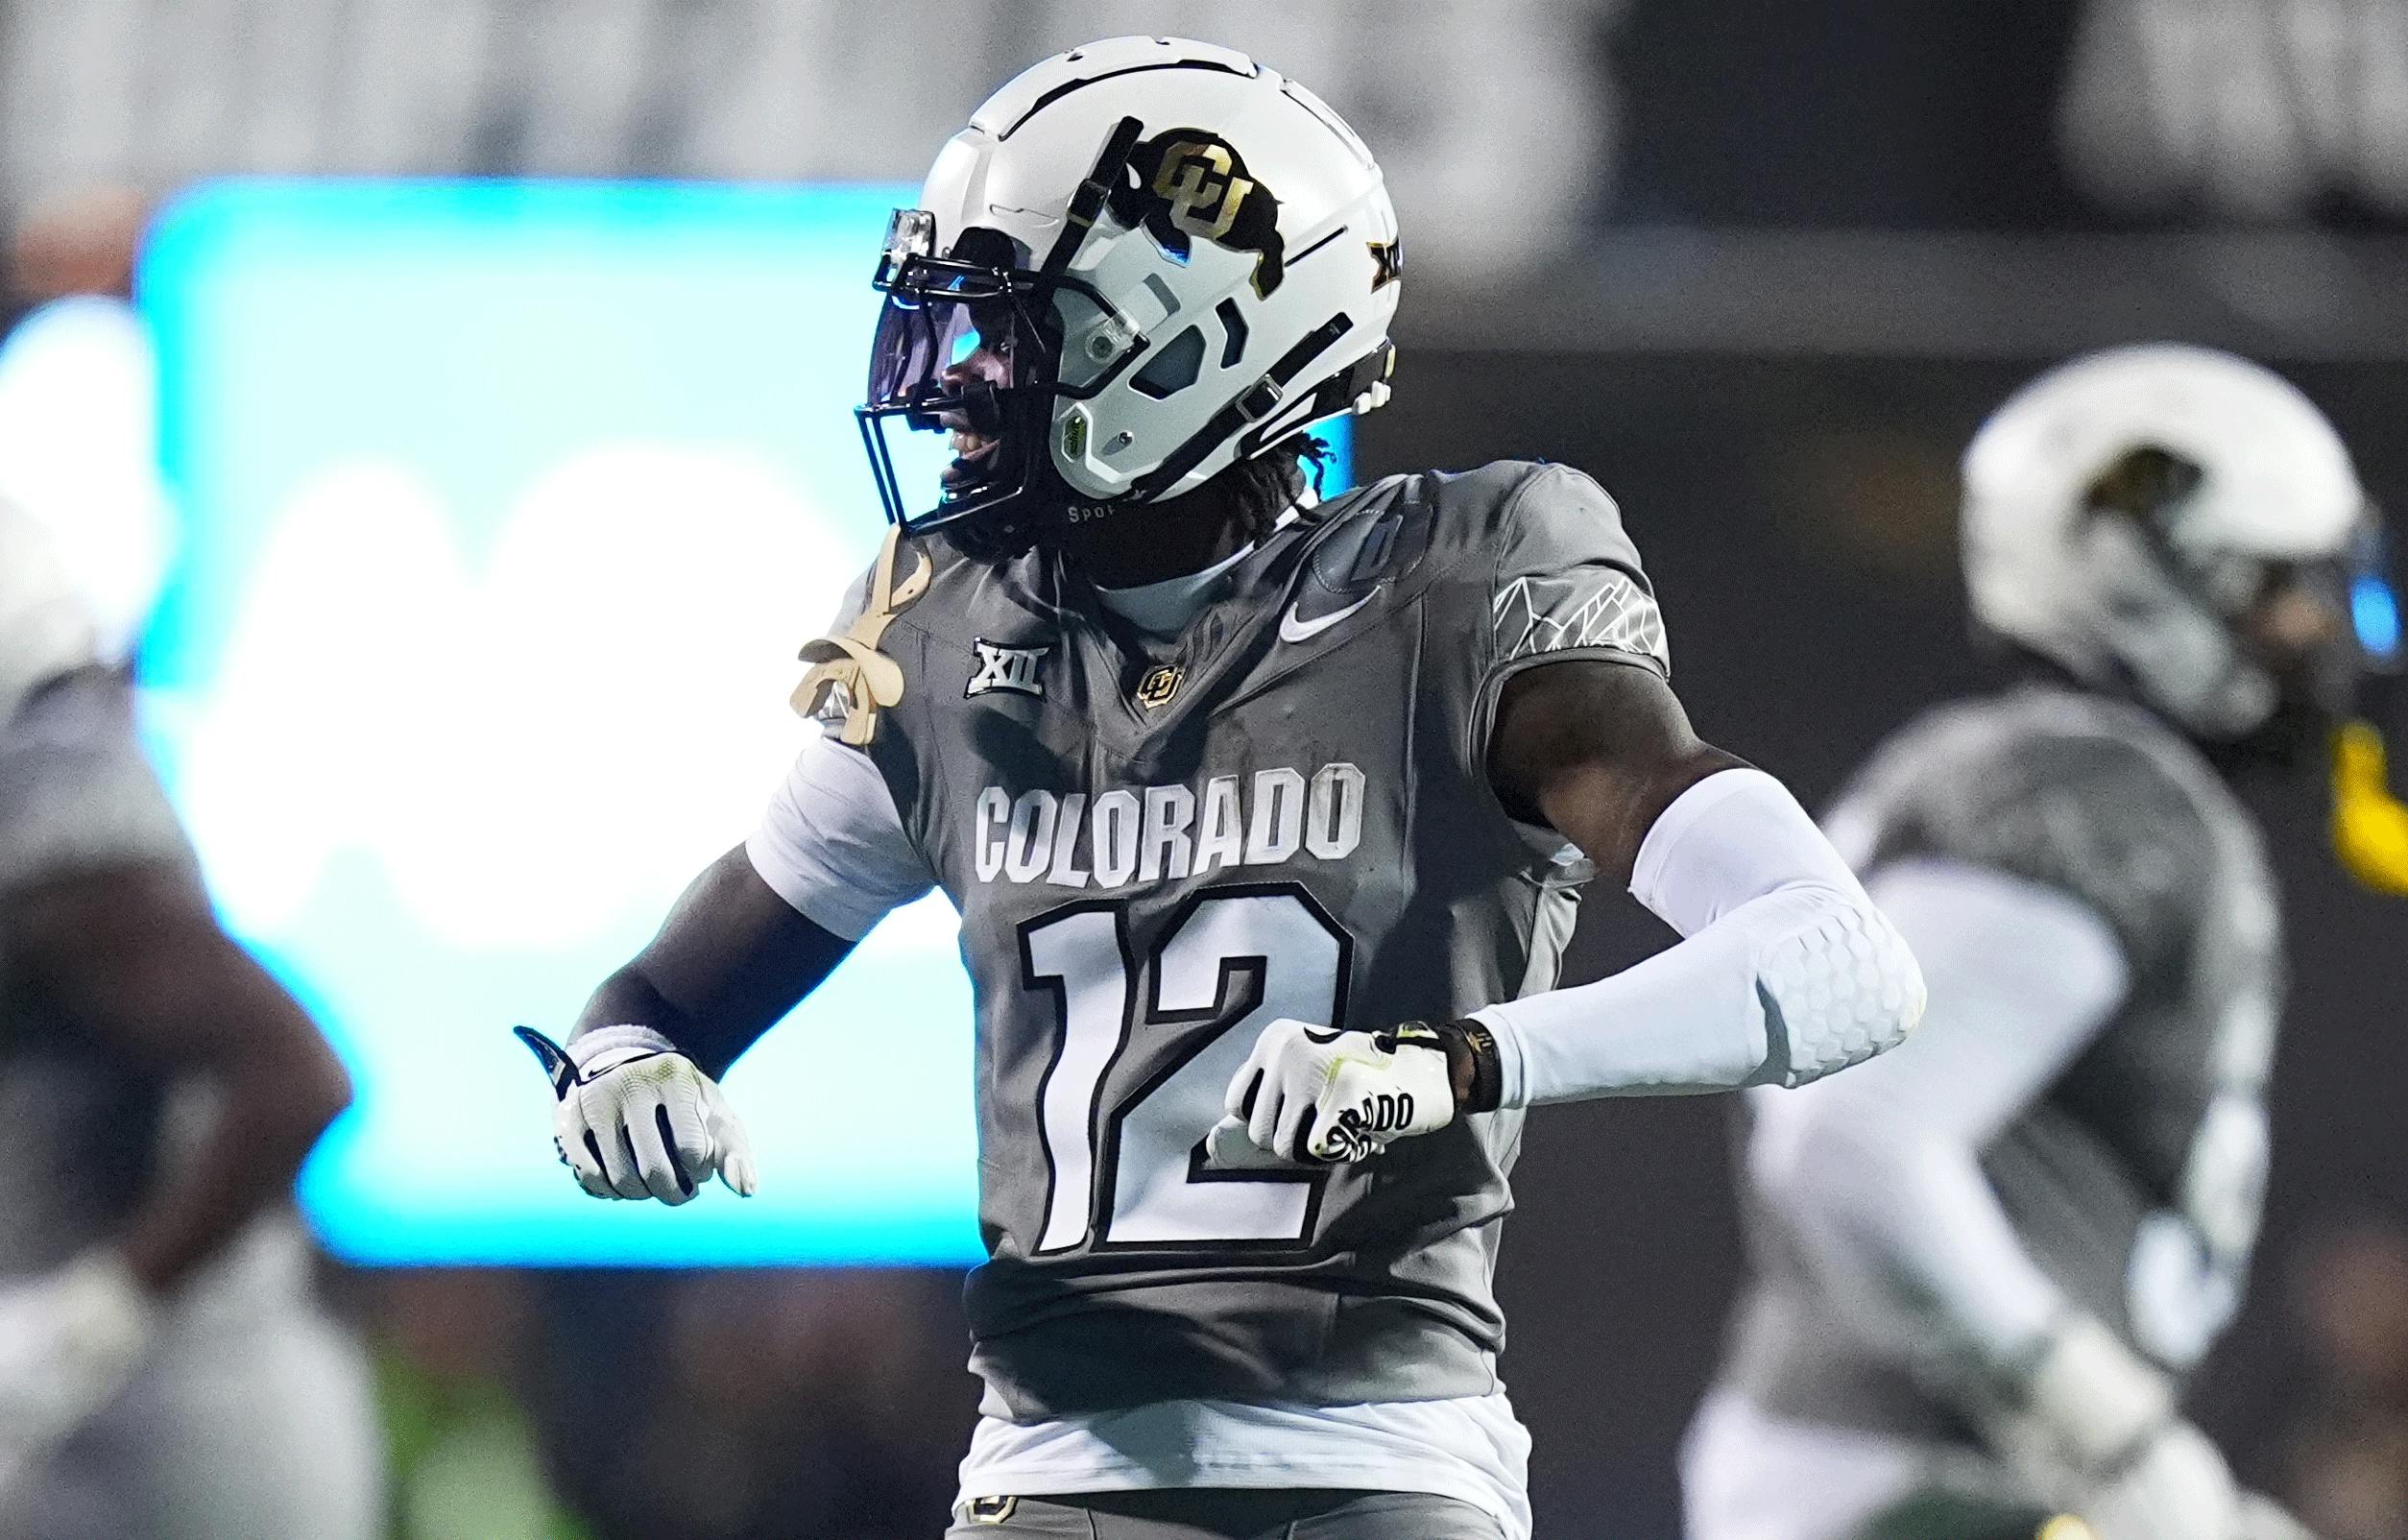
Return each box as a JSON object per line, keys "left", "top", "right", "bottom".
{"left": 1433, "top": 1017, "right": 1505, "bottom": 1114}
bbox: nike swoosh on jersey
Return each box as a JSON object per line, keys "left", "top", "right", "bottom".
{"left": 1278, "top": 590, "right": 1378, "bottom": 644}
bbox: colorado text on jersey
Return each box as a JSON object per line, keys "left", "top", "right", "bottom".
{"left": 972, "top": 764, "right": 1365, "bottom": 888}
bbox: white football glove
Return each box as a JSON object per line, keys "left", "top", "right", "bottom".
{"left": 518, "top": 1024, "right": 758, "bottom": 1204}
{"left": 1987, "top": 1315, "right": 2244, "bottom": 1540}
{"left": 0, "top": 1250, "right": 155, "bottom": 1504}
{"left": 1211, "top": 1019, "right": 1457, "bottom": 1166}
{"left": 2075, "top": 1421, "right": 2241, "bottom": 1540}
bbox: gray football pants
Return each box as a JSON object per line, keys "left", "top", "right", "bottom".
{"left": 946, "top": 1489, "right": 1505, "bottom": 1539}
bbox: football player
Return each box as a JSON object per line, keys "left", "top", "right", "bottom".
{"left": 1682, "top": 345, "right": 2401, "bottom": 1540}
{"left": 0, "top": 498, "right": 379, "bottom": 1538}
{"left": 524, "top": 37, "right": 1924, "bottom": 1540}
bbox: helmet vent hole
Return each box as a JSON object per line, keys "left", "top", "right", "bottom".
{"left": 1131, "top": 326, "right": 1207, "bottom": 400}
{"left": 1216, "top": 300, "right": 1248, "bottom": 367}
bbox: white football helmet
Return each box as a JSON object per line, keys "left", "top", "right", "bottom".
{"left": 856, "top": 36, "right": 1400, "bottom": 546}
{"left": 1963, "top": 343, "right": 2391, "bottom": 740}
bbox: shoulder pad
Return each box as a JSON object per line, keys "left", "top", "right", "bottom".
{"left": 1837, "top": 692, "right": 2234, "bottom": 977}
{"left": 1296, "top": 474, "right": 1439, "bottom": 602}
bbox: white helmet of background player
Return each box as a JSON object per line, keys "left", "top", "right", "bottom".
{"left": 855, "top": 36, "right": 1401, "bottom": 548}
{"left": 1962, "top": 343, "right": 2396, "bottom": 741}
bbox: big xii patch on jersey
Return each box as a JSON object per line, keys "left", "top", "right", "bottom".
{"left": 1724, "top": 686, "right": 2284, "bottom": 1437}
{"left": 808, "top": 461, "right": 1668, "bottom": 1420}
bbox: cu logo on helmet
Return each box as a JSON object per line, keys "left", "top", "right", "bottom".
{"left": 1120, "top": 130, "right": 1288, "bottom": 298}
{"left": 1154, "top": 138, "right": 1252, "bottom": 241}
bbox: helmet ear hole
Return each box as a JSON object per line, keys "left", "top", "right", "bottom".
{"left": 2085, "top": 445, "right": 2203, "bottom": 524}
{"left": 1130, "top": 325, "right": 1207, "bottom": 399}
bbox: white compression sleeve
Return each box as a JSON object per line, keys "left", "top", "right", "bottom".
{"left": 1476, "top": 768, "right": 1924, "bottom": 1105}
{"left": 1746, "top": 857, "right": 2131, "bottom": 1376}
{"left": 743, "top": 731, "right": 934, "bottom": 941}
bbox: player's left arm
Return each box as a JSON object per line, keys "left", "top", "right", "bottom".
{"left": 1219, "top": 465, "right": 1923, "bottom": 1164}
{"left": 1218, "top": 663, "right": 1923, "bottom": 1162}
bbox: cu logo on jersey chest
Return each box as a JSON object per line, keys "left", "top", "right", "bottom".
{"left": 1135, "top": 663, "right": 1185, "bottom": 710}
{"left": 967, "top": 639, "right": 1047, "bottom": 700}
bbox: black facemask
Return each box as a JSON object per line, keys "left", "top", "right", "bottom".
{"left": 855, "top": 120, "right": 1149, "bottom": 549}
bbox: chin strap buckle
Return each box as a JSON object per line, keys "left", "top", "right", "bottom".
{"left": 2331, "top": 719, "right": 2408, "bottom": 896}
{"left": 793, "top": 525, "right": 930, "bottom": 746}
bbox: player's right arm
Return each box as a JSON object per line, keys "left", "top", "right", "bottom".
{"left": 541, "top": 730, "right": 931, "bottom": 1204}
{"left": 572, "top": 847, "right": 855, "bottom": 1080}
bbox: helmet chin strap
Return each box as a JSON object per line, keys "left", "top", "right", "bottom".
{"left": 2331, "top": 719, "right": 2408, "bottom": 896}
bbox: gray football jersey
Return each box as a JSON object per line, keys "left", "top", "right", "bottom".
{"left": 833, "top": 460, "right": 1669, "bottom": 1420}
{"left": 1723, "top": 685, "right": 2282, "bottom": 1437}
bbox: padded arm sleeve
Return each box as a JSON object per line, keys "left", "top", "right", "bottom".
{"left": 1476, "top": 768, "right": 1925, "bottom": 1103}
{"left": 743, "top": 731, "right": 934, "bottom": 942}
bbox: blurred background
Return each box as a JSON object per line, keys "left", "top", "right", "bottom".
{"left": 6, "top": 1, "right": 2407, "bottom": 1536}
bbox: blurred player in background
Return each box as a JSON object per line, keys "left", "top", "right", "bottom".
{"left": 521, "top": 35, "right": 1924, "bottom": 1540}
{"left": 1683, "top": 345, "right": 2406, "bottom": 1540}
{"left": 0, "top": 496, "right": 380, "bottom": 1538}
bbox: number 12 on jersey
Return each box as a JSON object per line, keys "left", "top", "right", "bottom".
{"left": 1019, "top": 885, "right": 1351, "bottom": 1253}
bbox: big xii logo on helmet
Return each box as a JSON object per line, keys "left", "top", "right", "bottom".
{"left": 1116, "top": 130, "right": 1287, "bottom": 298}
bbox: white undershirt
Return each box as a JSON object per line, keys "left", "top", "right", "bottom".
{"left": 958, "top": 1392, "right": 1531, "bottom": 1531}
